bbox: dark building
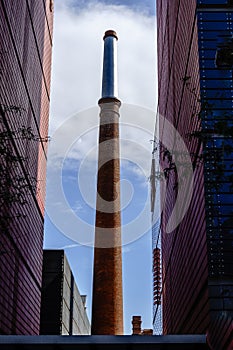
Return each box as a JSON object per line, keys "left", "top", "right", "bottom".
{"left": 153, "top": 0, "right": 233, "bottom": 349}
{"left": 0, "top": 334, "right": 208, "bottom": 350}
{"left": 40, "top": 250, "right": 90, "bottom": 335}
{"left": 0, "top": 0, "right": 53, "bottom": 334}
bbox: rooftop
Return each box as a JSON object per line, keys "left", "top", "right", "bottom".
{"left": 0, "top": 335, "right": 209, "bottom": 349}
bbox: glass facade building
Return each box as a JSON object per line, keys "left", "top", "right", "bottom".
{"left": 154, "top": 0, "right": 233, "bottom": 348}
{"left": 197, "top": 2, "right": 233, "bottom": 348}
{"left": 0, "top": 0, "right": 53, "bottom": 334}
{"left": 197, "top": 0, "right": 233, "bottom": 277}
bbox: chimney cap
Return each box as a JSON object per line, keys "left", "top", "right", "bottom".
{"left": 103, "top": 30, "right": 118, "bottom": 40}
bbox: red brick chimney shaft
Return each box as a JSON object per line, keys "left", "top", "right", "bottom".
{"left": 91, "top": 99, "right": 123, "bottom": 335}
{"left": 132, "top": 316, "right": 142, "bottom": 335}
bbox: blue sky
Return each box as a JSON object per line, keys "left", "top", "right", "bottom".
{"left": 44, "top": 0, "right": 156, "bottom": 334}
{"left": 61, "top": 0, "right": 155, "bottom": 15}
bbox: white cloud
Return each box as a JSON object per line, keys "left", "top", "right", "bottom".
{"left": 47, "top": 0, "right": 157, "bottom": 200}
{"left": 72, "top": 200, "right": 84, "bottom": 213}
{"left": 46, "top": 0, "right": 156, "bottom": 245}
{"left": 49, "top": 1, "right": 156, "bottom": 132}
{"left": 52, "top": 243, "right": 80, "bottom": 249}
{"left": 47, "top": 0, "right": 156, "bottom": 261}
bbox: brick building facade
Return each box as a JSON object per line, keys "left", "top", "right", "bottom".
{"left": 154, "top": 1, "right": 233, "bottom": 348}
{"left": 0, "top": 0, "right": 53, "bottom": 334}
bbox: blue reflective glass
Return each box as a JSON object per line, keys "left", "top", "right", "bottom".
{"left": 205, "top": 145, "right": 233, "bottom": 153}
{"left": 209, "top": 109, "right": 233, "bottom": 117}
{"left": 198, "top": 12, "right": 233, "bottom": 21}
{"left": 223, "top": 138, "right": 233, "bottom": 146}
{"left": 205, "top": 165, "right": 225, "bottom": 173}
{"left": 199, "top": 31, "right": 233, "bottom": 42}
{"left": 203, "top": 118, "right": 215, "bottom": 126}
{"left": 207, "top": 204, "right": 230, "bottom": 218}
{"left": 199, "top": 21, "right": 230, "bottom": 30}
{"left": 216, "top": 182, "right": 233, "bottom": 191}
{"left": 223, "top": 160, "right": 233, "bottom": 169}
{"left": 200, "top": 49, "right": 217, "bottom": 59}
{"left": 200, "top": 69, "right": 233, "bottom": 78}
{"left": 201, "top": 79, "right": 233, "bottom": 88}
{"left": 198, "top": 6, "right": 233, "bottom": 229}
{"left": 201, "top": 99, "right": 233, "bottom": 108}
{"left": 223, "top": 152, "right": 233, "bottom": 160}
{"left": 221, "top": 182, "right": 232, "bottom": 190}
{"left": 198, "top": 0, "right": 229, "bottom": 4}
{"left": 213, "top": 138, "right": 225, "bottom": 147}
{"left": 199, "top": 40, "right": 219, "bottom": 49}
{"left": 222, "top": 217, "right": 233, "bottom": 228}
{"left": 200, "top": 60, "right": 216, "bottom": 69}
{"left": 200, "top": 57, "right": 216, "bottom": 69}
{"left": 203, "top": 58, "right": 218, "bottom": 68}
{"left": 201, "top": 89, "right": 233, "bottom": 99}
{"left": 207, "top": 219, "right": 233, "bottom": 227}
{"left": 218, "top": 205, "right": 233, "bottom": 215}
{"left": 217, "top": 193, "right": 233, "bottom": 203}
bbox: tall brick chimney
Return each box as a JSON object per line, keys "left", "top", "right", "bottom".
{"left": 91, "top": 30, "right": 123, "bottom": 335}
{"left": 132, "top": 316, "right": 142, "bottom": 335}
{"left": 131, "top": 316, "right": 153, "bottom": 335}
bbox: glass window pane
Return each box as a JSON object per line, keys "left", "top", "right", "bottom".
{"left": 198, "top": 0, "right": 229, "bottom": 4}
{"left": 199, "top": 40, "right": 219, "bottom": 49}
{"left": 201, "top": 88, "right": 233, "bottom": 98}
{"left": 201, "top": 79, "right": 233, "bottom": 88}
{"left": 200, "top": 68, "right": 233, "bottom": 79}
{"left": 198, "top": 12, "right": 233, "bottom": 21}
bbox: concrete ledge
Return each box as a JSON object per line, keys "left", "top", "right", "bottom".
{"left": 0, "top": 335, "right": 208, "bottom": 349}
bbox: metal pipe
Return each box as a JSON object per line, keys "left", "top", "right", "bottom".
{"left": 101, "top": 30, "right": 118, "bottom": 99}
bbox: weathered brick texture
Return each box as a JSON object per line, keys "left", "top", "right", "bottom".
{"left": 91, "top": 100, "right": 123, "bottom": 335}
